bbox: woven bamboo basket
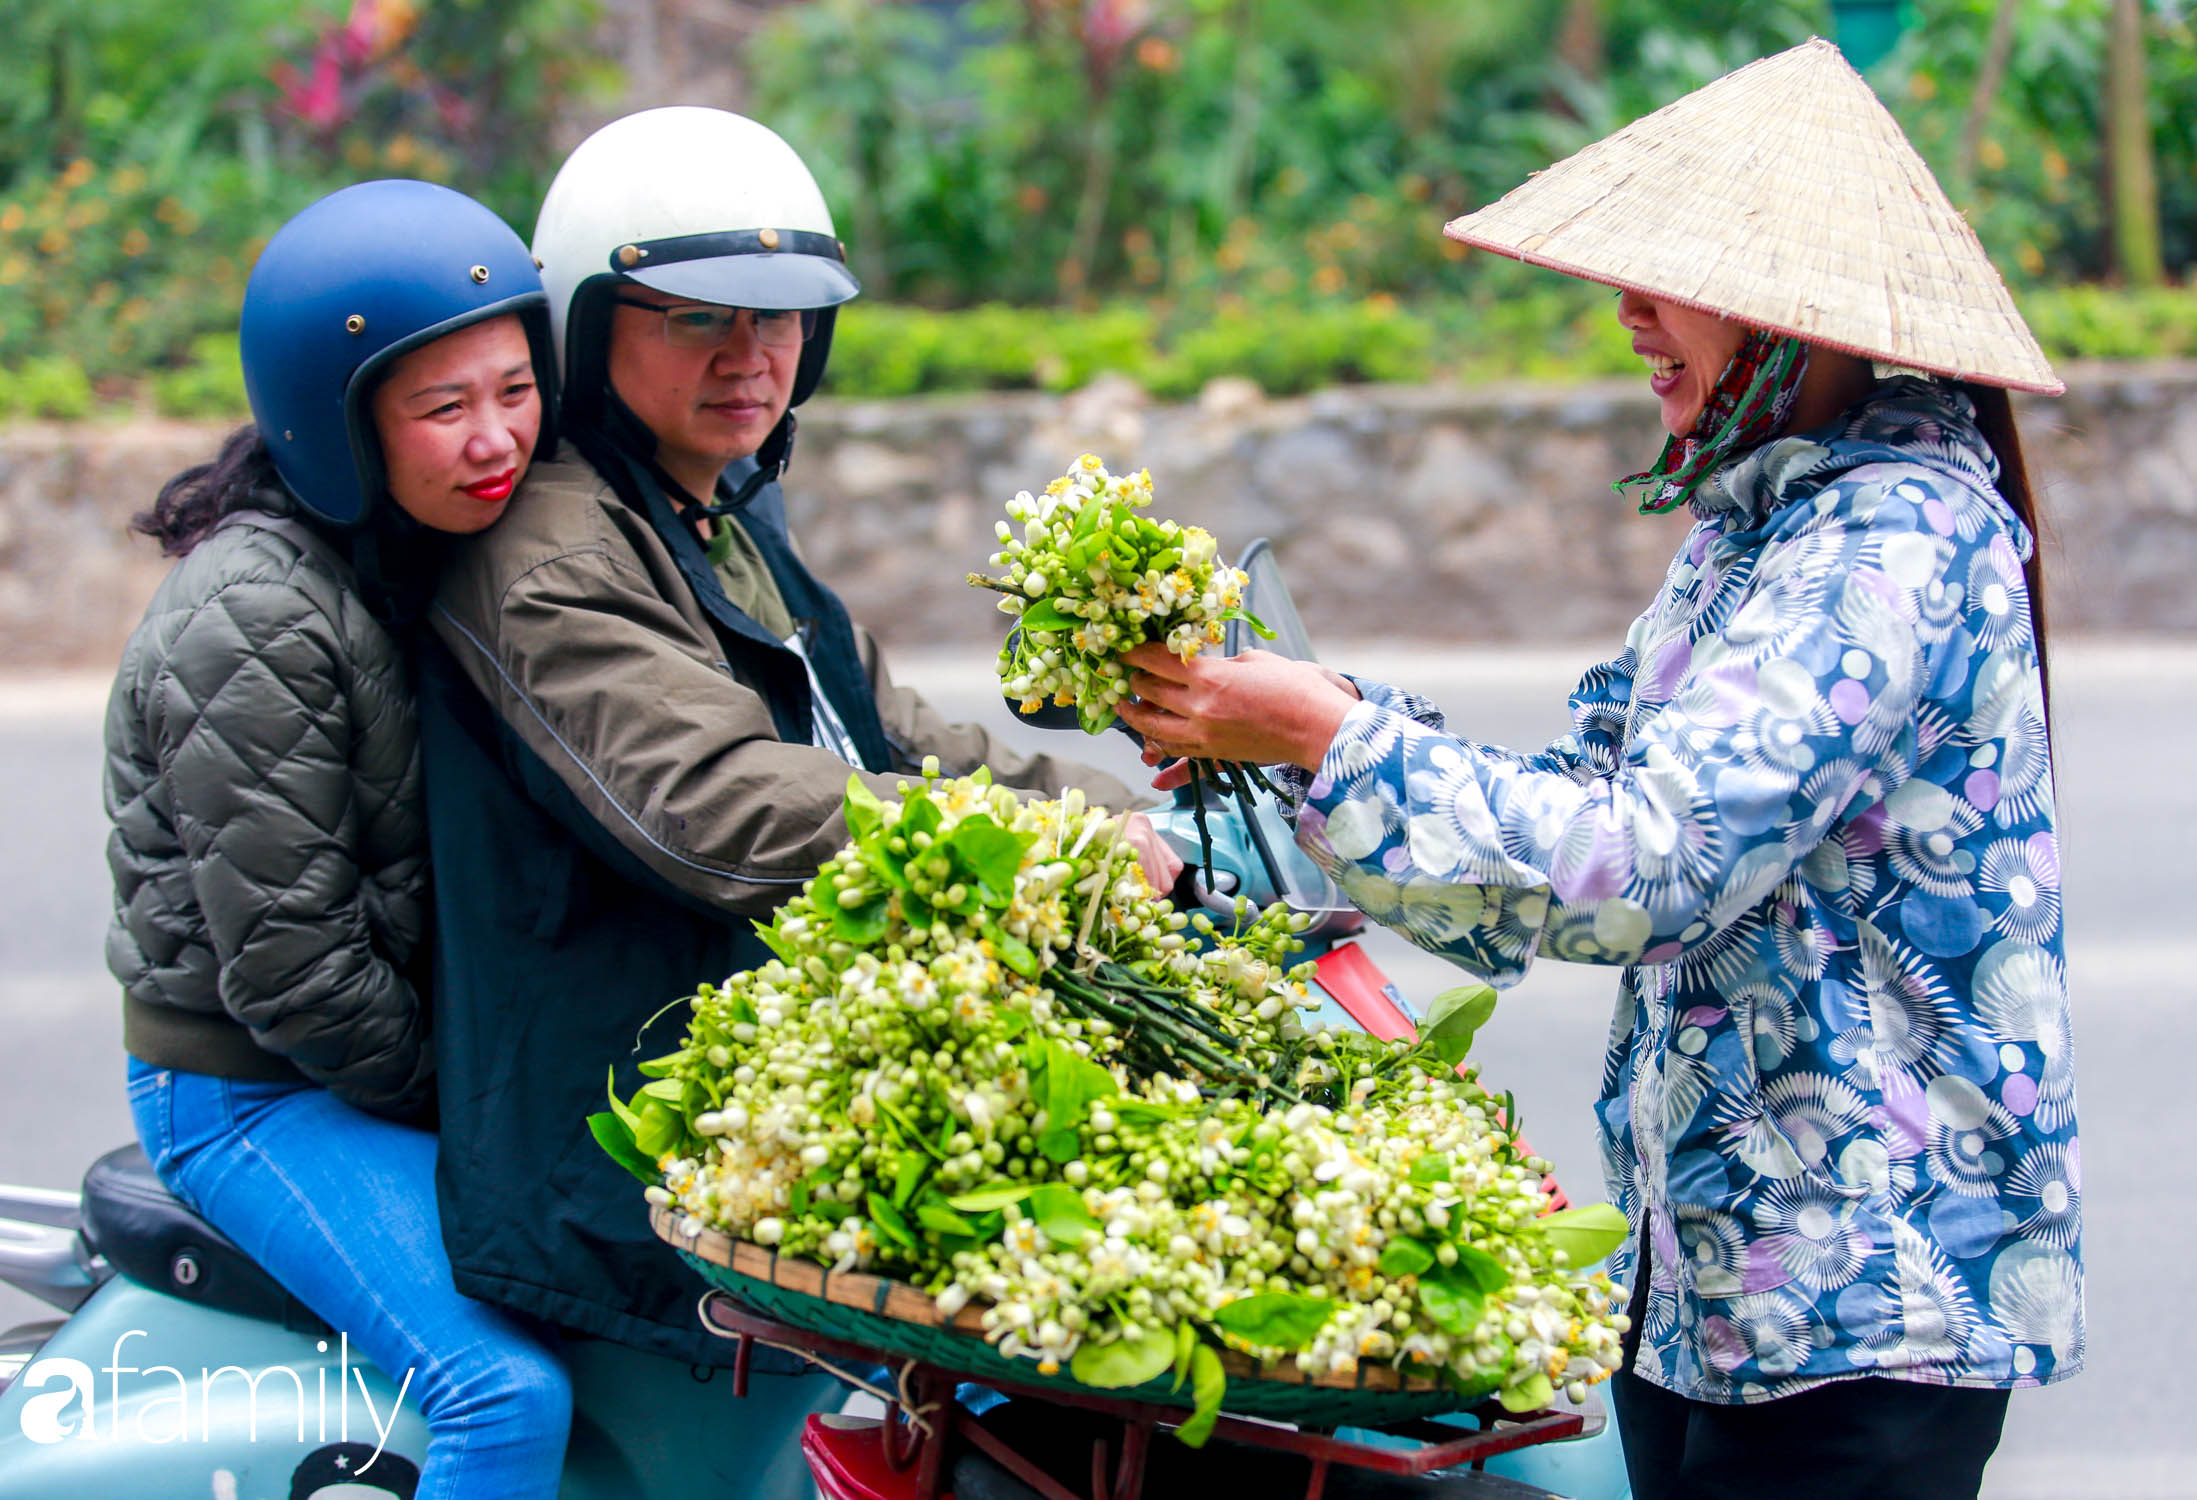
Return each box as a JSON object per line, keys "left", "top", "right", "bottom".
{"left": 653, "top": 1206, "right": 1492, "bottom": 1427}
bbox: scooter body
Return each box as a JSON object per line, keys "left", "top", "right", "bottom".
{"left": 0, "top": 1194, "right": 838, "bottom": 1499}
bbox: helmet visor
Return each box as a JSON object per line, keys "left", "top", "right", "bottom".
{"left": 628, "top": 255, "right": 859, "bottom": 312}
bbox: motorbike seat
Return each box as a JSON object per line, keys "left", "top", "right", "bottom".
{"left": 79, "top": 1144, "right": 326, "bottom": 1333}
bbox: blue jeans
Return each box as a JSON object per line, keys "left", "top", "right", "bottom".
{"left": 126, "top": 1059, "right": 571, "bottom": 1500}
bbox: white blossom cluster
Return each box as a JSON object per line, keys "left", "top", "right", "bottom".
{"left": 642, "top": 769, "right": 1626, "bottom": 1417}
{"left": 971, "top": 454, "right": 1250, "bottom": 734}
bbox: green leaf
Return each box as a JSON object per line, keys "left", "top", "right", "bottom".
{"left": 1017, "top": 597, "right": 1073, "bottom": 633}
{"left": 1498, "top": 1372, "right": 1555, "bottom": 1414}
{"left": 809, "top": 1198, "right": 857, "bottom": 1223}
{"left": 1068, "top": 1325, "right": 1175, "bottom": 1389}
{"left": 1218, "top": 606, "right": 1276, "bottom": 641}
{"left": 1420, "top": 984, "right": 1500, "bottom": 1064}
{"left": 892, "top": 1151, "right": 929, "bottom": 1208}
{"left": 860, "top": 831, "right": 913, "bottom": 891}
{"left": 1377, "top": 1238, "right": 1436, "bottom": 1278}
{"left": 634, "top": 1097, "right": 683, "bottom": 1158}
{"left": 1043, "top": 1039, "right": 1117, "bottom": 1133}
{"left": 949, "top": 815, "right": 1039, "bottom": 903}
{"left": 1416, "top": 1274, "right": 1485, "bottom": 1336}
{"left": 874, "top": 1095, "right": 946, "bottom": 1160}
{"left": 902, "top": 793, "right": 943, "bottom": 841}
{"left": 983, "top": 922, "right": 1039, "bottom": 978}
{"left": 866, "top": 1192, "right": 916, "bottom": 1249}
{"left": 1037, "top": 1128, "right": 1082, "bottom": 1164}
{"left": 1453, "top": 1244, "right": 1511, "bottom": 1296}
{"left": 1211, "top": 1292, "right": 1334, "bottom": 1352}
{"left": 843, "top": 773, "right": 886, "bottom": 842}
{"left": 830, "top": 891, "right": 892, "bottom": 944}
{"left": 946, "top": 1183, "right": 1032, "bottom": 1212}
{"left": 1408, "top": 1153, "right": 1452, "bottom": 1184}
{"left": 1538, "top": 1203, "right": 1630, "bottom": 1267}
{"left": 1027, "top": 1183, "right": 1102, "bottom": 1247}
{"left": 791, "top": 1179, "right": 810, "bottom": 1216}
{"left": 588, "top": 1111, "right": 658, "bottom": 1185}
{"left": 605, "top": 1067, "right": 641, "bottom": 1133}
{"left": 1172, "top": 1321, "right": 1196, "bottom": 1392}
{"left": 916, "top": 1201, "right": 979, "bottom": 1237}
{"left": 1174, "top": 1345, "right": 1226, "bottom": 1448}
{"left": 638, "top": 1078, "right": 685, "bottom": 1102}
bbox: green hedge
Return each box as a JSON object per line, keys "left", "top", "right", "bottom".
{"left": 827, "top": 299, "right": 1435, "bottom": 400}
{"left": 5, "top": 284, "right": 2195, "bottom": 422}
{"left": 0, "top": 357, "right": 93, "bottom": 420}
{"left": 148, "top": 335, "right": 248, "bottom": 420}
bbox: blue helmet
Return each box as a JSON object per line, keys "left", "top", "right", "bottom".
{"left": 239, "top": 179, "right": 556, "bottom": 528}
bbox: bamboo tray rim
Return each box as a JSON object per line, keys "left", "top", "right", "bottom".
{"left": 652, "top": 1204, "right": 1456, "bottom": 1396}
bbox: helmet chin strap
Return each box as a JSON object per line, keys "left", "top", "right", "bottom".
{"left": 685, "top": 410, "right": 797, "bottom": 520}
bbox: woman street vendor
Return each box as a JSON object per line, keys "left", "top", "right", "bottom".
{"left": 1117, "top": 40, "right": 2079, "bottom": 1500}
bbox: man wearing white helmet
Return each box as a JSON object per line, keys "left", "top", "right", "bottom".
{"left": 411, "top": 108, "right": 1175, "bottom": 1374}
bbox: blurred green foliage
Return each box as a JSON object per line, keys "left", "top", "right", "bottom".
{"left": 150, "top": 334, "right": 248, "bottom": 418}
{"left": 0, "top": 355, "right": 94, "bottom": 419}
{"left": 829, "top": 296, "right": 1435, "bottom": 399}
{"left": 7, "top": 0, "right": 2197, "bottom": 417}
{"left": 822, "top": 280, "right": 2197, "bottom": 401}
{"left": 67, "top": 277, "right": 2197, "bottom": 419}
{"left": 752, "top": 0, "right": 2197, "bottom": 309}
{"left": 0, "top": 0, "right": 611, "bottom": 387}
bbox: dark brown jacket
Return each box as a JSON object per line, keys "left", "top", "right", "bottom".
{"left": 418, "top": 447, "right": 1131, "bottom": 1362}
{"left": 429, "top": 452, "right": 1134, "bottom": 913}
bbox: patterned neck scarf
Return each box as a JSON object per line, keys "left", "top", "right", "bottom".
{"left": 1616, "top": 330, "right": 1811, "bottom": 515}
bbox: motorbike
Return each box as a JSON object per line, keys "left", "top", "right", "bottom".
{"left": 0, "top": 542, "right": 1630, "bottom": 1500}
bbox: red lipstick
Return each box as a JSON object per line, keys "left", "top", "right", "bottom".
{"left": 461, "top": 469, "right": 517, "bottom": 501}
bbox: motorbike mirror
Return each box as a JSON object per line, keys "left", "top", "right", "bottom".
{"left": 1227, "top": 538, "right": 1319, "bottom": 663}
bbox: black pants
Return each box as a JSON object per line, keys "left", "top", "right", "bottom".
{"left": 1610, "top": 1366, "right": 2011, "bottom": 1500}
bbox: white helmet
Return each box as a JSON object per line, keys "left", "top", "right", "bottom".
{"left": 532, "top": 107, "right": 860, "bottom": 432}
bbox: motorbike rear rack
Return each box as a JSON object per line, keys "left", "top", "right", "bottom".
{"left": 700, "top": 1290, "right": 1586, "bottom": 1500}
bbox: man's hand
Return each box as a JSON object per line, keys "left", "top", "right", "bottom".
{"left": 1116, "top": 645, "right": 1360, "bottom": 774}
{"left": 1120, "top": 810, "right": 1184, "bottom": 896}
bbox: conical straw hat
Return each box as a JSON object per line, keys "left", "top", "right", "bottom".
{"left": 1443, "top": 38, "right": 2062, "bottom": 395}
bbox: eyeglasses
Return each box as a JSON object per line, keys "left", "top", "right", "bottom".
{"left": 612, "top": 296, "right": 807, "bottom": 350}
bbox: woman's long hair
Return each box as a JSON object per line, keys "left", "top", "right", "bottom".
{"left": 1961, "top": 383, "right": 2052, "bottom": 712}
{"left": 130, "top": 420, "right": 446, "bottom": 626}
{"left": 131, "top": 423, "right": 286, "bottom": 557}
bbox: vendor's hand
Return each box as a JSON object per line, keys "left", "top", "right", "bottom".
{"left": 1117, "top": 645, "right": 1361, "bottom": 773}
{"left": 1120, "top": 810, "right": 1184, "bottom": 895}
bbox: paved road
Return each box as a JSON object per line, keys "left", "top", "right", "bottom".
{"left": 2, "top": 640, "right": 2192, "bottom": 1498}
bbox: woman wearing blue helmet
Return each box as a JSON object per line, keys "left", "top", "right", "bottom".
{"left": 103, "top": 180, "right": 571, "bottom": 1498}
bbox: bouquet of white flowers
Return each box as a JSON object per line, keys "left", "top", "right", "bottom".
{"left": 969, "top": 454, "right": 1261, "bottom": 736}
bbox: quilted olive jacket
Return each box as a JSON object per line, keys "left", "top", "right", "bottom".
{"left": 105, "top": 505, "right": 433, "bottom": 1119}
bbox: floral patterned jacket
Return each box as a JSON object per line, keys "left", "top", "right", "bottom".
{"left": 1296, "top": 379, "right": 2082, "bottom": 1403}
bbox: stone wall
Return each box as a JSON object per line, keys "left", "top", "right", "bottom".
{"left": 6, "top": 363, "right": 2194, "bottom": 669}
